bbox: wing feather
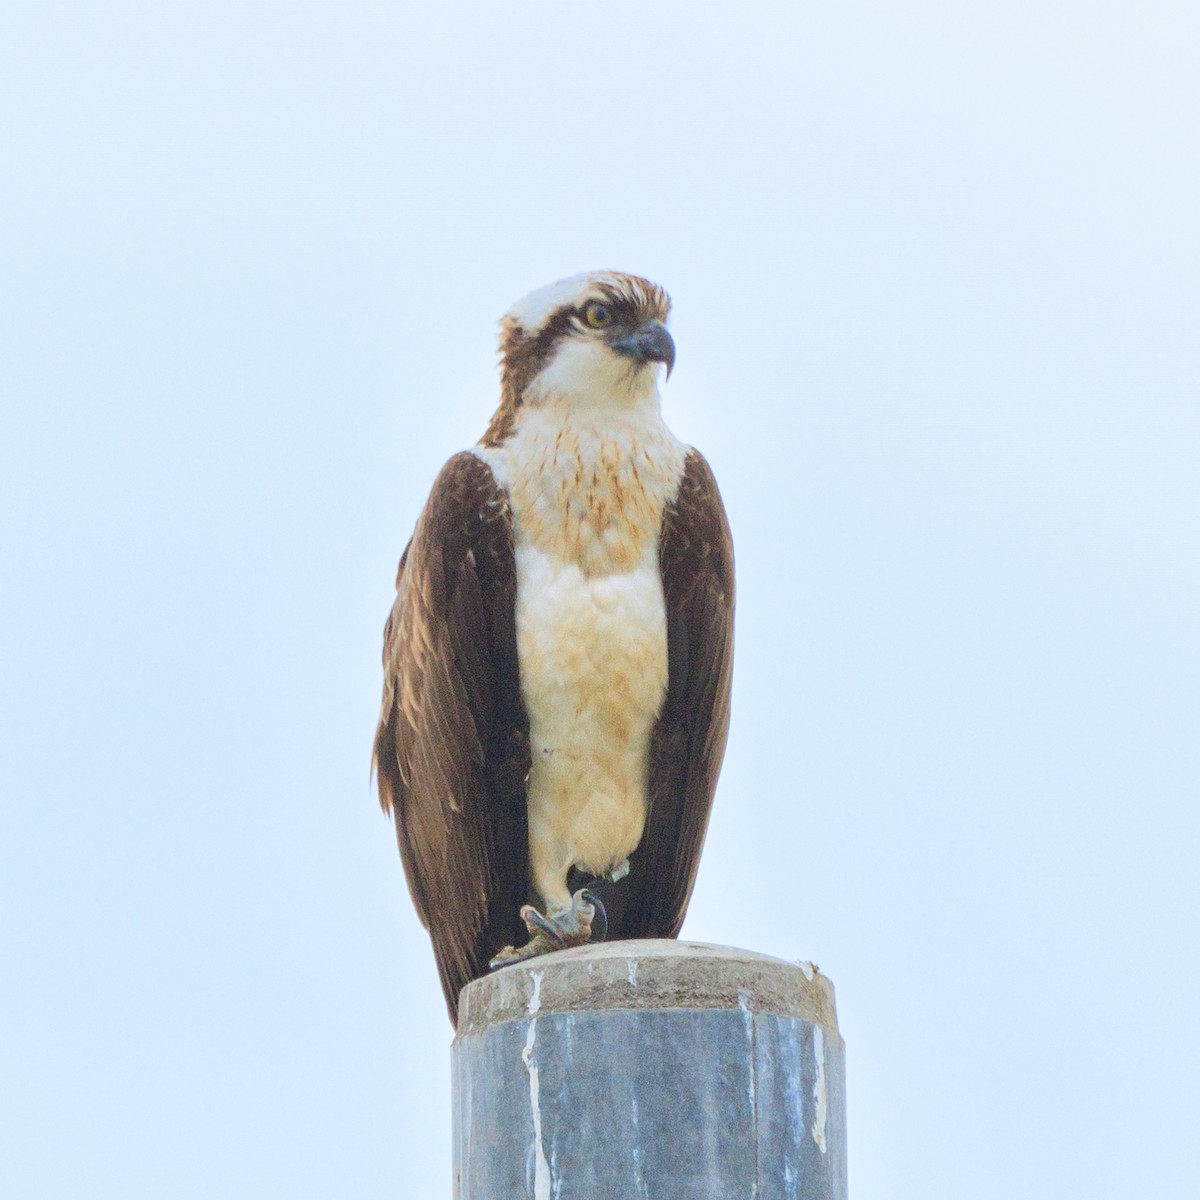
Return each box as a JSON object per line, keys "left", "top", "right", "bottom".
{"left": 373, "top": 452, "right": 529, "bottom": 1023}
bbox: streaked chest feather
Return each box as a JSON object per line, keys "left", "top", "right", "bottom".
{"left": 482, "top": 405, "right": 687, "bottom": 577}
{"left": 478, "top": 405, "right": 686, "bottom": 687}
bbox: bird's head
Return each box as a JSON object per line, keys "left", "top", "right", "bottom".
{"left": 485, "top": 271, "right": 674, "bottom": 444}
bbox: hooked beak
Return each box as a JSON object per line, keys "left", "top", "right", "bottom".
{"left": 609, "top": 320, "right": 676, "bottom": 380}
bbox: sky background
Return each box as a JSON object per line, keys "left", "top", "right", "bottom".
{"left": 2, "top": 2, "right": 1197, "bottom": 1197}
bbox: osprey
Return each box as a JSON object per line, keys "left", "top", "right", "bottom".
{"left": 374, "top": 271, "right": 734, "bottom": 1024}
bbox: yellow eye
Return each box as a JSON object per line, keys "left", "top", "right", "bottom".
{"left": 583, "top": 302, "right": 612, "bottom": 329}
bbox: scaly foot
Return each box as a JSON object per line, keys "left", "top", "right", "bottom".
{"left": 489, "top": 889, "right": 605, "bottom": 970}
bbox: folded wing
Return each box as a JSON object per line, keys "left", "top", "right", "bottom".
{"left": 373, "top": 453, "right": 530, "bottom": 1024}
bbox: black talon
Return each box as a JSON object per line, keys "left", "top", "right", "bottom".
{"left": 581, "top": 889, "right": 608, "bottom": 942}
{"left": 525, "top": 908, "right": 567, "bottom": 945}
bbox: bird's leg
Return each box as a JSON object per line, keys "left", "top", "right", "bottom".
{"left": 489, "top": 888, "right": 601, "bottom": 970}
{"left": 602, "top": 858, "right": 630, "bottom": 884}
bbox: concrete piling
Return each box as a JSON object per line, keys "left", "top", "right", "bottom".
{"left": 451, "top": 939, "right": 847, "bottom": 1199}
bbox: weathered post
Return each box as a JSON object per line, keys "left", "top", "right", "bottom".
{"left": 452, "top": 939, "right": 847, "bottom": 1199}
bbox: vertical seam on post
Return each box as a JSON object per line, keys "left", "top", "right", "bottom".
{"left": 738, "top": 993, "right": 760, "bottom": 1199}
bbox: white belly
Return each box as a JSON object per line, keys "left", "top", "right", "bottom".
{"left": 515, "top": 542, "right": 668, "bottom": 907}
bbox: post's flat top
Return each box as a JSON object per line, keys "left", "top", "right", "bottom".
{"left": 456, "top": 939, "right": 839, "bottom": 1037}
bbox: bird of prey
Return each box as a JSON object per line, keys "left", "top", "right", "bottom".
{"left": 373, "top": 271, "right": 734, "bottom": 1024}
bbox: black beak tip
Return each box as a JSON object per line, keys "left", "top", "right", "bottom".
{"left": 661, "top": 334, "right": 676, "bottom": 381}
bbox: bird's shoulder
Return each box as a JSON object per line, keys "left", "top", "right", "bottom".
{"left": 661, "top": 447, "right": 734, "bottom": 592}
{"left": 411, "top": 450, "right": 512, "bottom": 551}
{"left": 381, "top": 450, "right": 514, "bottom": 676}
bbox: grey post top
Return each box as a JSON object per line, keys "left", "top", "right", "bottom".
{"left": 452, "top": 940, "right": 848, "bottom": 1198}
{"left": 456, "top": 939, "right": 840, "bottom": 1035}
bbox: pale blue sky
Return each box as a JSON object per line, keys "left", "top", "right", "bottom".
{"left": 2, "top": 3, "right": 1197, "bottom": 1197}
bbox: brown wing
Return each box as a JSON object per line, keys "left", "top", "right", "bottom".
{"left": 373, "top": 452, "right": 530, "bottom": 1025}
{"left": 614, "top": 448, "right": 735, "bottom": 938}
